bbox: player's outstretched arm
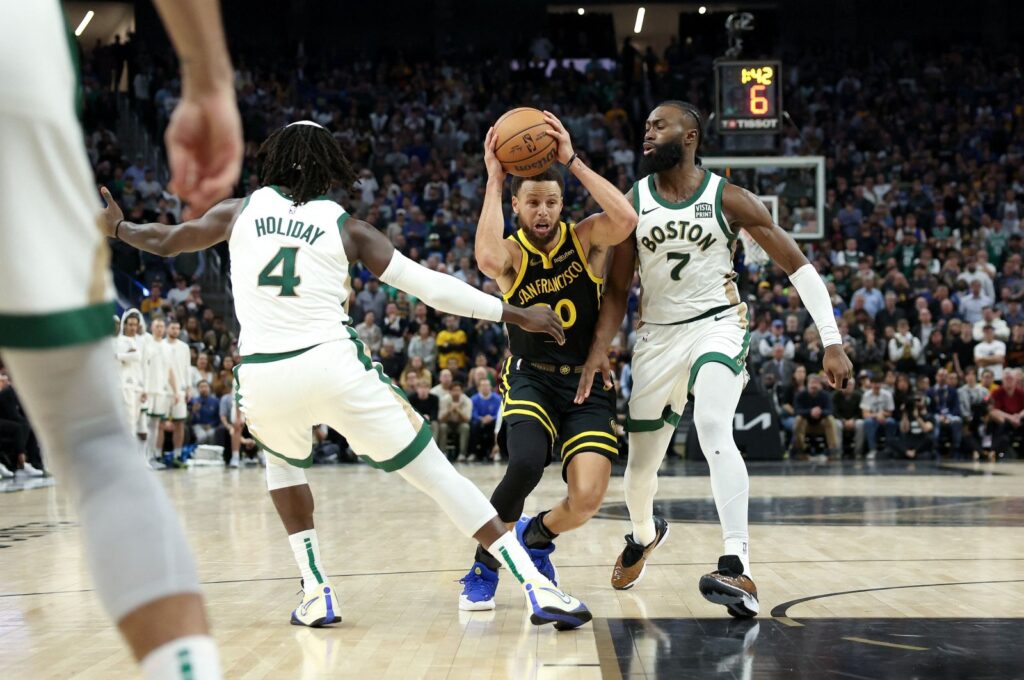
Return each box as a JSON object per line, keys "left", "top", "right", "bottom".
{"left": 542, "top": 111, "right": 637, "bottom": 247}
{"left": 475, "top": 128, "right": 518, "bottom": 282}
{"left": 100, "top": 187, "right": 241, "bottom": 256}
{"left": 575, "top": 237, "right": 636, "bottom": 404}
{"left": 344, "top": 219, "right": 565, "bottom": 344}
{"left": 726, "top": 183, "right": 853, "bottom": 388}
{"left": 152, "top": 0, "right": 242, "bottom": 217}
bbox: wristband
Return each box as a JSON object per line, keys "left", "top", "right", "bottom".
{"left": 567, "top": 152, "right": 579, "bottom": 170}
{"left": 115, "top": 220, "right": 124, "bottom": 240}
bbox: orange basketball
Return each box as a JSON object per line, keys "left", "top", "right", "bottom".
{"left": 493, "top": 107, "right": 558, "bottom": 177}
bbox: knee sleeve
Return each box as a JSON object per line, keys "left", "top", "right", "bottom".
{"left": 3, "top": 341, "right": 200, "bottom": 621}
{"left": 488, "top": 420, "right": 549, "bottom": 522}
{"left": 265, "top": 450, "right": 309, "bottom": 490}
{"left": 398, "top": 441, "right": 497, "bottom": 537}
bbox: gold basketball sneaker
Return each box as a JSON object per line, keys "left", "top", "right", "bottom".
{"left": 698, "top": 555, "right": 759, "bottom": 618}
{"left": 610, "top": 515, "right": 669, "bottom": 590}
{"left": 291, "top": 581, "right": 342, "bottom": 627}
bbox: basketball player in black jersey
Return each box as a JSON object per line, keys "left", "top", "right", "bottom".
{"left": 458, "top": 112, "right": 639, "bottom": 610}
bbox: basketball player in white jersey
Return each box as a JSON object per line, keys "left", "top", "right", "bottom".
{"left": 116, "top": 309, "right": 149, "bottom": 447}
{"left": 143, "top": 318, "right": 179, "bottom": 466}
{"left": 577, "top": 101, "right": 853, "bottom": 617}
{"left": 0, "top": 2, "right": 240, "bottom": 677}
{"left": 101, "top": 120, "right": 594, "bottom": 631}
{"left": 164, "top": 320, "right": 194, "bottom": 465}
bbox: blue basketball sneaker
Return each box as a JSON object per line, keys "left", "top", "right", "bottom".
{"left": 458, "top": 561, "right": 498, "bottom": 611}
{"left": 515, "top": 516, "right": 558, "bottom": 586}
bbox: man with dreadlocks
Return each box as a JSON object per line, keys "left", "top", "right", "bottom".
{"left": 576, "top": 102, "right": 853, "bottom": 617}
{"left": 100, "top": 120, "right": 594, "bottom": 631}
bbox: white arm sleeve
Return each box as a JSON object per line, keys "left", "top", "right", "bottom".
{"left": 379, "top": 251, "right": 504, "bottom": 322}
{"left": 789, "top": 263, "right": 842, "bottom": 347}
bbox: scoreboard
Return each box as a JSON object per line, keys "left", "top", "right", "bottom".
{"left": 714, "top": 60, "right": 782, "bottom": 134}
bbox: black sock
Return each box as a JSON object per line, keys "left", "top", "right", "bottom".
{"left": 474, "top": 544, "right": 501, "bottom": 572}
{"left": 523, "top": 510, "right": 558, "bottom": 548}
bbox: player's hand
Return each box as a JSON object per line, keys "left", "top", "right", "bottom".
{"left": 823, "top": 344, "right": 854, "bottom": 389}
{"left": 542, "top": 111, "right": 574, "bottom": 166}
{"left": 483, "top": 127, "right": 507, "bottom": 183}
{"left": 98, "top": 187, "right": 124, "bottom": 238}
{"left": 506, "top": 304, "right": 565, "bottom": 345}
{"left": 165, "top": 86, "right": 243, "bottom": 219}
{"left": 575, "top": 350, "right": 613, "bottom": 404}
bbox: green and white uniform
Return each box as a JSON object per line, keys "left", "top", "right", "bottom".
{"left": 143, "top": 336, "right": 172, "bottom": 418}
{"left": 165, "top": 337, "right": 191, "bottom": 421}
{"left": 626, "top": 170, "right": 750, "bottom": 432}
{"left": 0, "top": 1, "right": 114, "bottom": 348}
{"left": 230, "top": 187, "right": 430, "bottom": 469}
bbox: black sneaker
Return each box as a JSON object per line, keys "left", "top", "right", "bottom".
{"left": 610, "top": 516, "right": 669, "bottom": 590}
{"left": 699, "top": 555, "right": 759, "bottom": 618}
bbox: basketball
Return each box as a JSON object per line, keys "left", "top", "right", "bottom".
{"left": 493, "top": 107, "right": 558, "bottom": 177}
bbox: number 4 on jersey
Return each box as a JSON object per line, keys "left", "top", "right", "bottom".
{"left": 258, "top": 247, "right": 301, "bottom": 296}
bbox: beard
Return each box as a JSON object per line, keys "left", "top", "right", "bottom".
{"left": 638, "top": 137, "right": 685, "bottom": 176}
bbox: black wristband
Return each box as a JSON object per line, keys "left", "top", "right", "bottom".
{"left": 567, "top": 152, "right": 579, "bottom": 170}
{"left": 115, "top": 219, "right": 124, "bottom": 240}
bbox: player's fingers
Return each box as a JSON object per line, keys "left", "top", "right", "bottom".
{"left": 601, "top": 364, "right": 613, "bottom": 390}
{"left": 575, "top": 368, "right": 594, "bottom": 404}
{"left": 549, "top": 319, "right": 566, "bottom": 345}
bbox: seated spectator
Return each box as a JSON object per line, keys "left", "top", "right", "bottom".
{"left": 950, "top": 321, "right": 976, "bottom": 378}
{"left": 407, "top": 322, "right": 438, "bottom": 370}
{"left": 380, "top": 302, "right": 408, "bottom": 355}
{"left": 430, "top": 368, "right": 453, "bottom": 401}
{"left": 832, "top": 379, "right": 865, "bottom": 457}
{"left": 990, "top": 369, "right": 1024, "bottom": 458}
{"left": 959, "top": 279, "right": 993, "bottom": 325}
{"left": 777, "top": 364, "right": 806, "bottom": 445}
{"left": 437, "top": 315, "right": 469, "bottom": 370}
{"left": 888, "top": 319, "right": 922, "bottom": 374}
{"left": 217, "top": 384, "right": 244, "bottom": 468}
{"left": 758, "top": 319, "right": 794, "bottom": 360}
{"left": 891, "top": 373, "right": 916, "bottom": 421}
{"left": 210, "top": 356, "right": 234, "bottom": 397}
{"left": 469, "top": 378, "right": 501, "bottom": 461}
{"left": 189, "top": 380, "right": 220, "bottom": 445}
{"left": 356, "top": 277, "right": 387, "bottom": 320}
{"left": 399, "top": 354, "right": 433, "bottom": 393}
{"left": 794, "top": 325, "right": 824, "bottom": 369}
{"left": 190, "top": 353, "right": 214, "bottom": 392}
{"left": 377, "top": 341, "right": 402, "bottom": 379}
{"left": 0, "top": 372, "right": 45, "bottom": 478}
{"left": 407, "top": 377, "right": 440, "bottom": 443}
{"left": 958, "top": 367, "right": 990, "bottom": 458}
{"left": 444, "top": 356, "right": 468, "bottom": 386}
{"left": 922, "top": 329, "right": 952, "bottom": 382}
{"left": 898, "top": 393, "right": 935, "bottom": 460}
{"left": 972, "top": 307, "right": 1010, "bottom": 342}
{"left": 974, "top": 324, "right": 1006, "bottom": 383}
{"left": 355, "top": 311, "right": 383, "bottom": 355}
{"left": 166, "top": 275, "right": 192, "bottom": 306}
{"left": 203, "top": 315, "right": 234, "bottom": 355}
{"left": 471, "top": 352, "right": 498, "bottom": 386}
{"left": 857, "top": 325, "right": 886, "bottom": 376}
{"left": 140, "top": 281, "right": 166, "bottom": 319}
{"left": 438, "top": 382, "right": 472, "bottom": 461}
{"left": 1006, "top": 323, "right": 1024, "bottom": 367}
{"left": 929, "top": 370, "right": 963, "bottom": 457}
{"left": 760, "top": 343, "right": 797, "bottom": 389}
{"left": 792, "top": 374, "right": 839, "bottom": 459}
{"left": 861, "top": 374, "right": 898, "bottom": 459}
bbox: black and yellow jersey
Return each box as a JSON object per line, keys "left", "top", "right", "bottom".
{"left": 503, "top": 221, "right": 603, "bottom": 365}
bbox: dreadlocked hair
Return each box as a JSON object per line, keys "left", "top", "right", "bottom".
{"left": 255, "top": 124, "right": 358, "bottom": 205}
{"left": 658, "top": 100, "right": 704, "bottom": 166}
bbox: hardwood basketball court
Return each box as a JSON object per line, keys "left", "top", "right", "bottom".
{"left": 2, "top": 459, "right": 1022, "bottom": 678}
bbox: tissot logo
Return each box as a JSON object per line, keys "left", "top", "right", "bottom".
{"left": 695, "top": 202, "right": 713, "bottom": 219}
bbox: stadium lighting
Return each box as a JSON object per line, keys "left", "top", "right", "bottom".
{"left": 699, "top": 6, "right": 708, "bottom": 14}
{"left": 634, "top": 7, "right": 646, "bottom": 33}
{"left": 74, "top": 10, "right": 94, "bottom": 37}
{"left": 577, "top": 7, "right": 585, "bottom": 15}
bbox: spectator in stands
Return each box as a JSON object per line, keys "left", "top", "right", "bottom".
{"left": 0, "top": 372, "right": 45, "bottom": 478}
{"left": 959, "top": 367, "right": 990, "bottom": 459}
{"left": 140, "top": 281, "right": 166, "bottom": 318}
{"left": 469, "top": 377, "right": 501, "bottom": 461}
{"left": 356, "top": 277, "right": 387, "bottom": 320}
{"left": 861, "top": 374, "right": 897, "bottom": 459}
{"left": 407, "top": 376, "right": 440, "bottom": 443}
{"left": 889, "top": 319, "right": 922, "bottom": 375}
{"left": 438, "top": 381, "right": 472, "bottom": 461}
{"left": 430, "top": 368, "right": 454, "bottom": 401}
{"left": 211, "top": 356, "right": 234, "bottom": 397}
{"left": 190, "top": 353, "right": 214, "bottom": 392}
{"left": 399, "top": 355, "right": 433, "bottom": 393}
{"left": 189, "top": 381, "right": 220, "bottom": 445}
{"left": 899, "top": 393, "right": 936, "bottom": 460}
{"left": 355, "top": 311, "right": 383, "bottom": 354}
{"left": 833, "top": 378, "right": 865, "bottom": 457}
{"left": 792, "top": 374, "right": 840, "bottom": 460}
{"left": 377, "top": 341, "right": 402, "bottom": 379}
{"left": 960, "top": 280, "right": 993, "bottom": 325}
{"left": 973, "top": 308, "right": 1010, "bottom": 342}
{"left": 929, "top": 370, "right": 963, "bottom": 458}
{"left": 974, "top": 325, "right": 1006, "bottom": 383}
{"left": 874, "top": 292, "right": 906, "bottom": 334}
{"left": 380, "top": 302, "right": 407, "bottom": 355}
{"left": 407, "top": 321, "right": 438, "bottom": 370}
{"left": 760, "top": 343, "right": 796, "bottom": 389}
{"left": 437, "top": 314, "right": 468, "bottom": 370}
{"left": 922, "top": 330, "right": 952, "bottom": 382}
{"left": 853, "top": 271, "right": 885, "bottom": 318}
{"left": 166, "top": 275, "right": 192, "bottom": 307}
{"left": 990, "top": 368, "right": 1024, "bottom": 458}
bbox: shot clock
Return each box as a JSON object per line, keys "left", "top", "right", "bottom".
{"left": 714, "top": 60, "right": 783, "bottom": 134}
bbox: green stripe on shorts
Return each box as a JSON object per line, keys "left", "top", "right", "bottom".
{"left": 0, "top": 301, "right": 115, "bottom": 349}
{"left": 358, "top": 420, "right": 433, "bottom": 473}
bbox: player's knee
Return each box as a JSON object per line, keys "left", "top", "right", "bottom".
{"left": 693, "top": 407, "right": 734, "bottom": 452}
{"left": 569, "top": 481, "right": 605, "bottom": 518}
{"left": 506, "top": 454, "right": 546, "bottom": 490}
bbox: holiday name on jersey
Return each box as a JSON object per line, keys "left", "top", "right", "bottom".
{"left": 515, "top": 260, "right": 585, "bottom": 305}
{"left": 639, "top": 220, "right": 716, "bottom": 254}
{"left": 254, "top": 216, "right": 326, "bottom": 246}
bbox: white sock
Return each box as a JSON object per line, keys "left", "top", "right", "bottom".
{"left": 625, "top": 426, "right": 675, "bottom": 546}
{"left": 147, "top": 419, "right": 160, "bottom": 457}
{"left": 173, "top": 448, "right": 182, "bottom": 460}
{"left": 229, "top": 452, "right": 239, "bottom": 466}
{"left": 138, "top": 437, "right": 149, "bottom": 459}
{"left": 141, "top": 635, "right": 221, "bottom": 680}
{"left": 487, "top": 530, "right": 544, "bottom": 587}
{"left": 288, "top": 529, "right": 327, "bottom": 590}
{"left": 692, "top": 363, "right": 751, "bottom": 576}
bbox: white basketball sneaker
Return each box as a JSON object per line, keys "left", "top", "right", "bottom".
{"left": 525, "top": 581, "right": 592, "bottom": 630}
{"left": 291, "top": 581, "right": 342, "bottom": 627}
{"left": 0, "top": 462, "right": 13, "bottom": 478}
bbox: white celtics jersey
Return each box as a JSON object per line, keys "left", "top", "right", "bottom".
{"left": 143, "top": 337, "right": 171, "bottom": 395}
{"left": 165, "top": 338, "right": 191, "bottom": 394}
{"left": 229, "top": 186, "right": 352, "bottom": 355}
{"left": 633, "top": 170, "right": 741, "bottom": 324}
